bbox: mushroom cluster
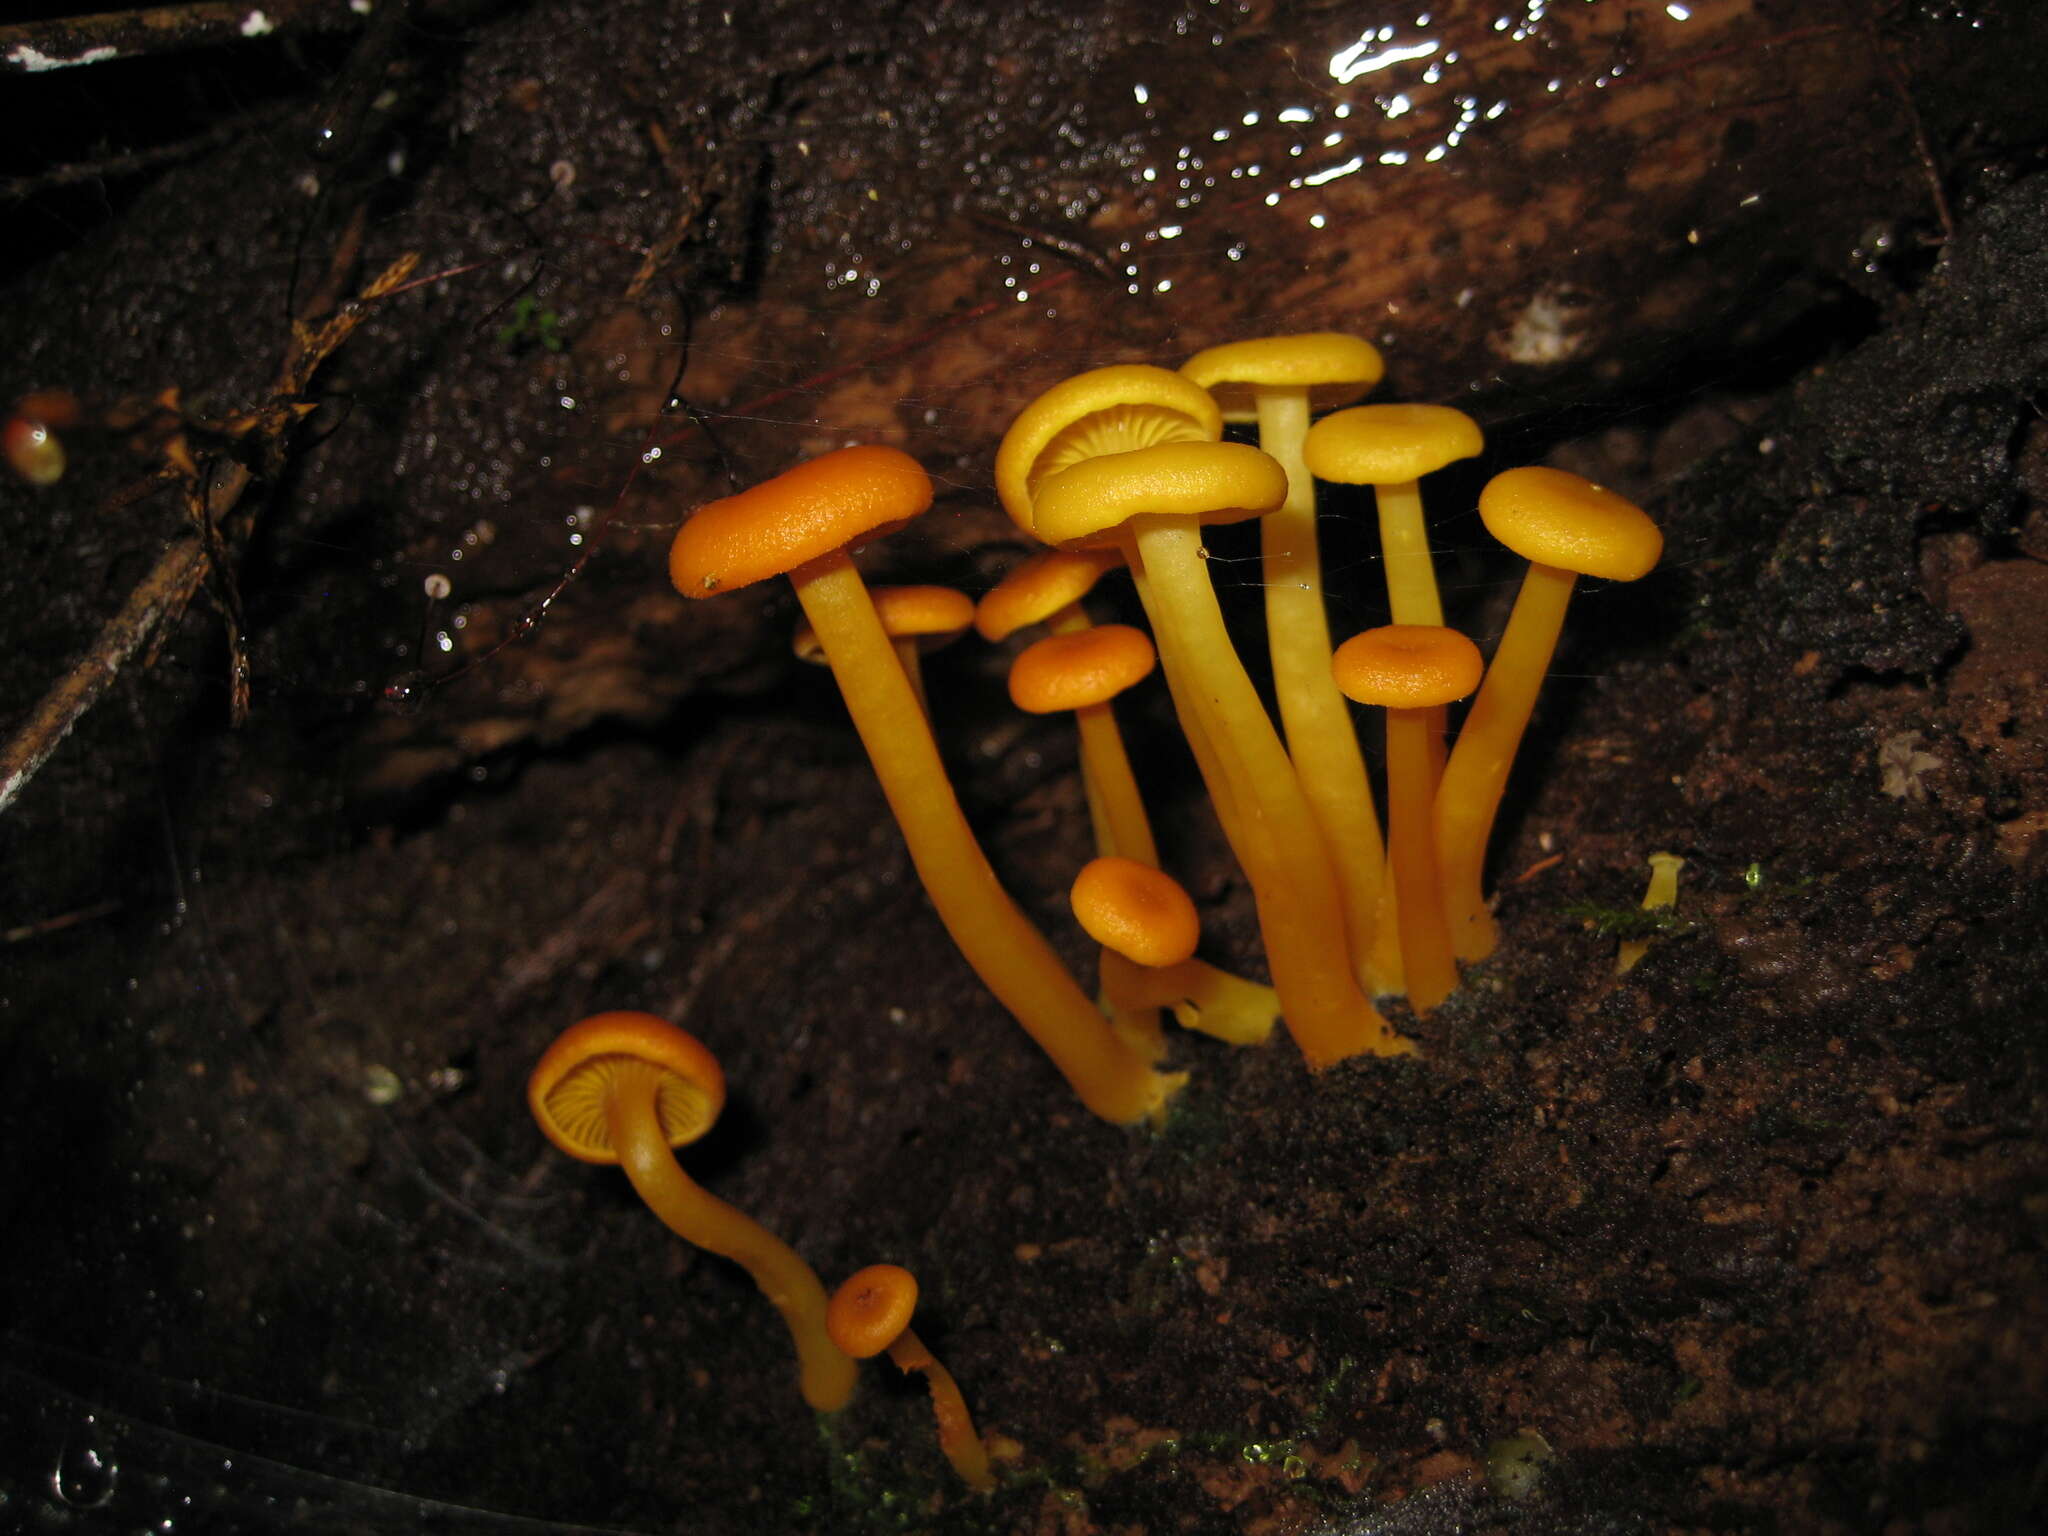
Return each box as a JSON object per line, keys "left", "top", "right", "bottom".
{"left": 521, "top": 334, "right": 1663, "bottom": 1476}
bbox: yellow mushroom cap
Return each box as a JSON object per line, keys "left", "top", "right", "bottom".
{"left": 1070, "top": 856, "right": 1201, "bottom": 968}
{"left": 1179, "top": 332, "right": 1385, "bottom": 422}
{"left": 974, "top": 548, "right": 1122, "bottom": 642}
{"left": 826, "top": 1263, "right": 920, "bottom": 1359}
{"left": 794, "top": 584, "right": 974, "bottom": 663}
{"left": 668, "top": 444, "right": 933, "bottom": 596}
{"left": 1331, "top": 624, "right": 1485, "bottom": 709}
{"left": 994, "top": 365, "right": 1222, "bottom": 538}
{"left": 1477, "top": 466, "right": 1663, "bottom": 581}
{"left": 1031, "top": 440, "right": 1288, "bottom": 547}
{"left": 1007, "top": 624, "right": 1156, "bottom": 714}
{"left": 527, "top": 1011, "right": 727, "bottom": 1165}
{"left": 1302, "top": 403, "right": 1485, "bottom": 485}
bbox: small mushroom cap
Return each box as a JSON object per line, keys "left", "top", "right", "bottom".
{"left": 1032, "top": 440, "right": 1288, "bottom": 548}
{"left": 528, "top": 1011, "right": 727, "bottom": 1166}
{"left": 827, "top": 1263, "right": 920, "bottom": 1359}
{"left": 1071, "top": 856, "right": 1201, "bottom": 968}
{"left": 1332, "top": 624, "right": 1484, "bottom": 709}
{"left": 794, "top": 584, "right": 974, "bottom": 663}
{"left": 1478, "top": 466, "right": 1662, "bottom": 581}
{"left": 975, "top": 548, "right": 1122, "bottom": 642}
{"left": 1008, "top": 624, "right": 1156, "bottom": 713}
{"left": 668, "top": 444, "right": 933, "bottom": 596}
{"left": 1303, "top": 404, "right": 1485, "bottom": 485}
{"left": 1179, "top": 332, "right": 1385, "bottom": 422}
{"left": 995, "top": 365, "right": 1221, "bottom": 538}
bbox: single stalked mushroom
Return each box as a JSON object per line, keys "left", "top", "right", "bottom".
{"left": 1032, "top": 441, "right": 1413, "bottom": 1066}
{"left": 527, "top": 1011, "right": 857, "bottom": 1412}
{"left": 1070, "top": 856, "right": 1278, "bottom": 1047}
{"left": 1436, "top": 466, "right": 1663, "bottom": 962}
{"left": 1332, "top": 626, "right": 1484, "bottom": 1015}
{"left": 1302, "top": 403, "right": 1484, "bottom": 629}
{"left": 1179, "top": 334, "right": 1392, "bottom": 994}
{"left": 1616, "top": 851, "right": 1687, "bottom": 975}
{"left": 827, "top": 1264, "right": 995, "bottom": 1494}
{"left": 669, "top": 444, "right": 1180, "bottom": 1126}
{"left": 794, "top": 582, "right": 975, "bottom": 718}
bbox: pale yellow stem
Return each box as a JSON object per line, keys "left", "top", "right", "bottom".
{"left": 1384, "top": 706, "right": 1458, "bottom": 1014}
{"left": 1617, "top": 851, "right": 1686, "bottom": 974}
{"left": 609, "top": 1062, "right": 856, "bottom": 1412}
{"left": 1255, "top": 387, "right": 1392, "bottom": 994}
{"left": 1131, "top": 516, "right": 1412, "bottom": 1066}
{"left": 1435, "top": 561, "right": 1578, "bottom": 962}
{"left": 1100, "top": 948, "right": 1279, "bottom": 1046}
{"left": 794, "top": 550, "right": 1181, "bottom": 1124}
{"left": 891, "top": 635, "right": 930, "bottom": 719}
{"left": 887, "top": 1327, "right": 995, "bottom": 1493}
{"left": 1373, "top": 478, "right": 1444, "bottom": 626}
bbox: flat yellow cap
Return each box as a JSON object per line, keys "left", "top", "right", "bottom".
{"left": 1478, "top": 466, "right": 1662, "bottom": 581}
{"left": 669, "top": 444, "right": 932, "bottom": 595}
{"left": 1331, "top": 624, "right": 1484, "bottom": 709}
{"left": 1179, "top": 332, "right": 1384, "bottom": 422}
{"left": 1032, "top": 441, "right": 1287, "bottom": 547}
{"left": 1304, "top": 404, "right": 1484, "bottom": 485}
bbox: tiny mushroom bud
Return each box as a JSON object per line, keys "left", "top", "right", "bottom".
{"left": 1332, "top": 625, "right": 1484, "bottom": 1015}
{"left": 1616, "top": 851, "right": 1686, "bottom": 975}
{"left": 1436, "top": 467, "right": 1663, "bottom": 962}
{"left": 671, "top": 445, "right": 1179, "bottom": 1126}
{"left": 528, "top": 1012, "right": 856, "bottom": 1412}
{"left": 828, "top": 1264, "right": 995, "bottom": 1494}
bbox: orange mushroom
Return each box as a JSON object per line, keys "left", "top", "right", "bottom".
{"left": 1180, "top": 335, "right": 1393, "bottom": 994}
{"left": 527, "top": 1011, "right": 857, "bottom": 1412}
{"left": 1071, "top": 857, "right": 1278, "bottom": 1047}
{"left": 795, "top": 582, "right": 974, "bottom": 718}
{"left": 1332, "top": 626, "right": 1484, "bottom": 1015}
{"left": 1435, "top": 467, "right": 1663, "bottom": 962}
{"left": 1032, "top": 441, "right": 1413, "bottom": 1066}
{"left": 669, "top": 444, "right": 1179, "bottom": 1126}
{"left": 827, "top": 1264, "right": 995, "bottom": 1493}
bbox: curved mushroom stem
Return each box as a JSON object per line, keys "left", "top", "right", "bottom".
{"left": 792, "top": 548, "right": 1183, "bottom": 1125}
{"left": 891, "top": 636, "right": 931, "bottom": 719}
{"left": 1099, "top": 948, "right": 1279, "bottom": 1046}
{"left": 1254, "top": 387, "right": 1394, "bottom": 996}
{"left": 886, "top": 1327, "right": 996, "bottom": 1493}
{"left": 1435, "top": 560, "right": 1578, "bottom": 963}
{"left": 606, "top": 1060, "right": 856, "bottom": 1413}
{"left": 1072, "top": 700, "right": 1157, "bottom": 867}
{"left": 1129, "top": 516, "right": 1412, "bottom": 1066}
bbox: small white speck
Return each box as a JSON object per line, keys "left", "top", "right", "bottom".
{"left": 241, "top": 10, "right": 274, "bottom": 37}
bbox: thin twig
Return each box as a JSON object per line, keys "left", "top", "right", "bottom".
{"left": 0, "top": 235, "right": 420, "bottom": 817}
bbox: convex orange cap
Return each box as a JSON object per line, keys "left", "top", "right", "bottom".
{"left": 1008, "top": 625, "right": 1156, "bottom": 714}
{"left": 975, "top": 547, "right": 1122, "bottom": 642}
{"left": 1332, "top": 625, "right": 1484, "bottom": 709}
{"left": 1071, "top": 856, "right": 1202, "bottom": 969}
{"left": 669, "top": 444, "right": 932, "bottom": 595}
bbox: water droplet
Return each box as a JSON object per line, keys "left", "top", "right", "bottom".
{"left": 52, "top": 1433, "right": 118, "bottom": 1508}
